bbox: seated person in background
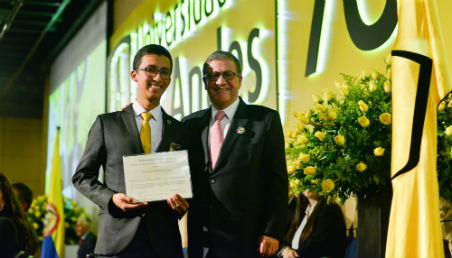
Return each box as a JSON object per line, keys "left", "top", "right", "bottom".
{"left": 76, "top": 215, "right": 97, "bottom": 258}
{"left": 12, "top": 182, "right": 33, "bottom": 212}
{"left": 277, "top": 190, "right": 347, "bottom": 258}
{"left": 0, "top": 173, "right": 37, "bottom": 257}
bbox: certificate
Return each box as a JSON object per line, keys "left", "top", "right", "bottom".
{"left": 123, "top": 150, "right": 192, "bottom": 202}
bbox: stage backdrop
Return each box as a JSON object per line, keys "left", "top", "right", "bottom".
{"left": 106, "top": 0, "right": 452, "bottom": 230}
{"left": 46, "top": 2, "right": 107, "bottom": 201}
{"left": 107, "top": 0, "right": 452, "bottom": 128}
{"left": 43, "top": 0, "right": 452, "bottom": 232}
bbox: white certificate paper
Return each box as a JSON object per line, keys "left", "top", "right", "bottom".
{"left": 123, "top": 150, "right": 192, "bottom": 202}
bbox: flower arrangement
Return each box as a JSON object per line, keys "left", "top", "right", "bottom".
{"left": 285, "top": 61, "right": 392, "bottom": 203}
{"left": 286, "top": 59, "right": 452, "bottom": 203}
{"left": 26, "top": 195, "right": 90, "bottom": 244}
{"left": 437, "top": 93, "right": 452, "bottom": 201}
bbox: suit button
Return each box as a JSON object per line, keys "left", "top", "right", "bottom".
{"left": 210, "top": 178, "right": 215, "bottom": 184}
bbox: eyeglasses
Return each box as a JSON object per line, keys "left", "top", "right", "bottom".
{"left": 138, "top": 66, "right": 171, "bottom": 80}
{"left": 203, "top": 71, "right": 240, "bottom": 82}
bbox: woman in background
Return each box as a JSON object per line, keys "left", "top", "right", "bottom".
{"left": 278, "top": 190, "right": 347, "bottom": 258}
{"left": 0, "top": 173, "right": 36, "bottom": 257}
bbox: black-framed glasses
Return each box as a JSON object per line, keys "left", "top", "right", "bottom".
{"left": 203, "top": 71, "right": 240, "bottom": 82}
{"left": 138, "top": 66, "right": 171, "bottom": 80}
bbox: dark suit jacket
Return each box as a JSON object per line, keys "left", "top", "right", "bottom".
{"left": 183, "top": 99, "right": 288, "bottom": 258}
{"left": 73, "top": 105, "right": 187, "bottom": 257}
{"left": 77, "top": 232, "right": 96, "bottom": 258}
{"left": 280, "top": 196, "right": 346, "bottom": 258}
{"left": 0, "top": 217, "right": 20, "bottom": 258}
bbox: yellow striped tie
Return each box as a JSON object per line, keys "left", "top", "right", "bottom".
{"left": 140, "top": 113, "right": 153, "bottom": 153}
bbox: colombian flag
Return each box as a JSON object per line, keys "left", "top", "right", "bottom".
{"left": 386, "top": 0, "right": 451, "bottom": 257}
{"left": 42, "top": 127, "right": 65, "bottom": 258}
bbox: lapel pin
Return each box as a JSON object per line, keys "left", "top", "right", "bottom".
{"left": 169, "top": 142, "right": 181, "bottom": 151}
{"left": 236, "top": 127, "right": 245, "bottom": 134}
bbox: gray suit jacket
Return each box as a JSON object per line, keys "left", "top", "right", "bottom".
{"left": 73, "top": 105, "right": 187, "bottom": 257}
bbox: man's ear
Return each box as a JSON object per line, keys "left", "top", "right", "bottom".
{"left": 131, "top": 70, "right": 138, "bottom": 82}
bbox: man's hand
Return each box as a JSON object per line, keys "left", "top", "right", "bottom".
{"left": 167, "top": 194, "right": 189, "bottom": 215}
{"left": 112, "top": 193, "right": 148, "bottom": 212}
{"left": 281, "top": 247, "right": 299, "bottom": 258}
{"left": 258, "top": 235, "right": 279, "bottom": 257}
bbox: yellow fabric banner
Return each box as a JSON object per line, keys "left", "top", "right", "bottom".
{"left": 386, "top": 0, "right": 452, "bottom": 257}
{"left": 42, "top": 127, "right": 65, "bottom": 258}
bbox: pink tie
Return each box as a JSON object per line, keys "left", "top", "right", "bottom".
{"left": 210, "top": 111, "right": 226, "bottom": 170}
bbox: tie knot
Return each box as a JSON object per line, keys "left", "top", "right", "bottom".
{"left": 141, "top": 112, "right": 153, "bottom": 121}
{"left": 215, "top": 111, "right": 226, "bottom": 121}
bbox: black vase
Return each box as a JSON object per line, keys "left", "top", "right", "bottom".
{"left": 357, "top": 189, "right": 393, "bottom": 258}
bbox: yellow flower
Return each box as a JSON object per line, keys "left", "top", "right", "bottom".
{"left": 358, "top": 116, "right": 370, "bottom": 128}
{"left": 33, "top": 223, "right": 39, "bottom": 229}
{"left": 321, "top": 179, "right": 335, "bottom": 193}
{"left": 289, "top": 179, "right": 301, "bottom": 189}
{"left": 312, "top": 94, "right": 322, "bottom": 103}
{"left": 374, "top": 147, "right": 385, "bottom": 156}
{"left": 334, "top": 134, "right": 346, "bottom": 146}
{"left": 386, "top": 67, "right": 392, "bottom": 80}
{"left": 385, "top": 54, "right": 392, "bottom": 65}
{"left": 315, "top": 103, "right": 326, "bottom": 112}
{"left": 299, "top": 152, "right": 310, "bottom": 162}
{"left": 369, "top": 80, "right": 377, "bottom": 92}
{"left": 334, "top": 80, "right": 341, "bottom": 89}
{"left": 65, "top": 222, "right": 70, "bottom": 228}
{"left": 371, "top": 71, "right": 378, "bottom": 80}
{"left": 297, "top": 112, "right": 310, "bottom": 124}
{"left": 287, "top": 165, "right": 296, "bottom": 174}
{"left": 359, "top": 70, "right": 368, "bottom": 80}
{"left": 296, "top": 123, "right": 305, "bottom": 131}
{"left": 297, "top": 134, "right": 309, "bottom": 144}
{"left": 287, "top": 130, "right": 296, "bottom": 139}
{"left": 323, "top": 89, "right": 335, "bottom": 102}
{"left": 314, "top": 131, "right": 326, "bottom": 141}
{"left": 328, "top": 110, "right": 337, "bottom": 120}
{"left": 35, "top": 211, "right": 41, "bottom": 217}
{"left": 445, "top": 126, "right": 452, "bottom": 137}
{"left": 356, "top": 162, "right": 367, "bottom": 172}
{"left": 304, "top": 166, "right": 316, "bottom": 175}
{"left": 358, "top": 100, "right": 369, "bottom": 113}
{"left": 438, "top": 101, "right": 446, "bottom": 112}
{"left": 384, "top": 80, "right": 391, "bottom": 93}
{"left": 71, "top": 216, "right": 77, "bottom": 221}
{"left": 379, "top": 113, "right": 391, "bottom": 125}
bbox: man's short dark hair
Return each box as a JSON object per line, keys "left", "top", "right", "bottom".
{"left": 132, "top": 44, "right": 173, "bottom": 73}
{"left": 12, "top": 182, "right": 33, "bottom": 211}
{"left": 202, "top": 50, "right": 242, "bottom": 78}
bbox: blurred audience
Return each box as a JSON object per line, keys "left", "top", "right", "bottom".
{"left": 76, "top": 215, "right": 96, "bottom": 258}
{"left": 12, "top": 182, "right": 33, "bottom": 212}
{"left": 0, "top": 173, "right": 37, "bottom": 257}
{"left": 277, "top": 190, "right": 347, "bottom": 258}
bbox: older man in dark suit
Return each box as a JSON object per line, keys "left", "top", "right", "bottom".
{"left": 73, "top": 44, "right": 189, "bottom": 258}
{"left": 183, "top": 51, "right": 288, "bottom": 258}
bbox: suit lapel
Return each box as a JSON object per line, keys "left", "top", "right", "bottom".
{"left": 157, "top": 109, "right": 173, "bottom": 152}
{"left": 201, "top": 108, "right": 212, "bottom": 170}
{"left": 213, "top": 100, "right": 248, "bottom": 172}
{"left": 121, "top": 105, "right": 143, "bottom": 153}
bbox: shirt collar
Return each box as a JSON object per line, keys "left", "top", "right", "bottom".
{"left": 211, "top": 97, "right": 240, "bottom": 120}
{"left": 133, "top": 100, "right": 162, "bottom": 120}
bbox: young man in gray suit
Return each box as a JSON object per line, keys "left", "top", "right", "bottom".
{"left": 73, "top": 44, "right": 189, "bottom": 258}
{"left": 183, "top": 51, "right": 288, "bottom": 258}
